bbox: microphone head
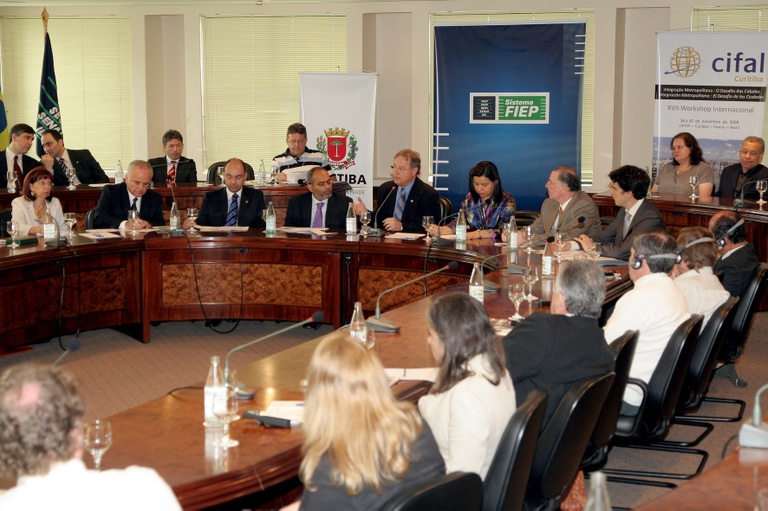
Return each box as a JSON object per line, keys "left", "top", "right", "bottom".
{"left": 67, "top": 337, "right": 82, "bottom": 353}
{"left": 447, "top": 261, "right": 459, "bottom": 270}
{"left": 546, "top": 236, "right": 555, "bottom": 243}
{"left": 577, "top": 216, "right": 586, "bottom": 223}
{"left": 310, "top": 311, "right": 325, "bottom": 323}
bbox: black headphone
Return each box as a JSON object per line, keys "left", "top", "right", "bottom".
{"left": 716, "top": 218, "right": 745, "bottom": 248}
{"left": 630, "top": 253, "right": 681, "bottom": 270}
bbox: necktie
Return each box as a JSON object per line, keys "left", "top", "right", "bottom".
{"left": 312, "top": 202, "right": 324, "bottom": 228}
{"left": 167, "top": 161, "right": 177, "bottom": 185}
{"left": 394, "top": 188, "right": 406, "bottom": 221}
{"left": 225, "top": 193, "right": 239, "bottom": 226}
{"left": 553, "top": 206, "right": 565, "bottom": 232}
{"left": 130, "top": 197, "right": 138, "bottom": 211}
{"left": 12, "top": 156, "right": 21, "bottom": 189}
{"left": 623, "top": 212, "right": 633, "bottom": 240}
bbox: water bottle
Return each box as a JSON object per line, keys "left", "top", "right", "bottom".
{"left": 469, "top": 262, "right": 484, "bottom": 303}
{"left": 170, "top": 202, "right": 181, "bottom": 231}
{"left": 265, "top": 201, "right": 276, "bottom": 234}
{"left": 507, "top": 215, "right": 518, "bottom": 250}
{"left": 204, "top": 355, "right": 226, "bottom": 427}
{"left": 43, "top": 211, "right": 57, "bottom": 243}
{"left": 542, "top": 240, "right": 555, "bottom": 278}
{"left": 584, "top": 471, "right": 611, "bottom": 511}
{"left": 114, "top": 160, "right": 124, "bottom": 184}
{"left": 346, "top": 203, "right": 357, "bottom": 234}
{"left": 258, "top": 159, "right": 267, "bottom": 185}
{"left": 349, "top": 301, "right": 366, "bottom": 343}
{"left": 455, "top": 208, "right": 467, "bottom": 242}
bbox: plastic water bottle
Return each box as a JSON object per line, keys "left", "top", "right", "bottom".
{"left": 350, "top": 301, "right": 366, "bottom": 343}
{"left": 455, "top": 208, "right": 467, "bottom": 242}
{"left": 265, "top": 201, "right": 276, "bottom": 234}
{"left": 204, "top": 355, "right": 226, "bottom": 427}
{"left": 258, "top": 159, "right": 267, "bottom": 185}
{"left": 584, "top": 471, "right": 611, "bottom": 511}
{"left": 43, "top": 211, "right": 57, "bottom": 243}
{"left": 170, "top": 202, "right": 181, "bottom": 231}
{"left": 346, "top": 203, "right": 357, "bottom": 234}
{"left": 469, "top": 262, "right": 484, "bottom": 303}
{"left": 114, "top": 160, "right": 124, "bottom": 184}
{"left": 507, "top": 215, "right": 518, "bottom": 250}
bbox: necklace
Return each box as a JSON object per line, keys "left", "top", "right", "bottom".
{"left": 676, "top": 164, "right": 692, "bottom": 175}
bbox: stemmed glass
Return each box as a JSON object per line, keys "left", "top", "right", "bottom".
{"left": 360, "top": 211, "right": 371, "bottom": 236}
{"left": 756, "top": 180, "right": 767, "bottom": 206}
{"left": 214, "top": 386, "right": 239, "bottom": 449}
{"left": 6, "top": 170, "right": 16, "bottom": 194}
{"left": 524, "top": 226, "right": 535, "bottom": 254}
{"left": 422, "top": 216, "right": 435, "bottom": 243}
{"left": 84, "top": 419, "right": 112, "bottom": 470}
{"left": 65, "top": 165, "right": 77, "bottom": 190}
{"left": 64, "top": 212, "right": 77, "bottom": 237}
{"left": 508, "top": 282, "right": 526, "bottom": 322}
{"left": 127, "top": 210, "right": 139, "bottom": 232}
{"left": 217, "top": 166, "right": 226, "bottom": 186}
{"left": 554, "top": 232, "right": 567, "bottom": 262}
{"left": 186, "top": 207, "right": 198, "bottom": 230}
{"left": 590, "top": 242, "right": 602, "bottom": 261}
{"left": 6, "top": 219, "right": 19, "bottom": 248}
{"left": 689, "top": 176, "right": 699, "bottom": 200}
{"left": 522, "top": 266, "right": 539, "bottom": 301}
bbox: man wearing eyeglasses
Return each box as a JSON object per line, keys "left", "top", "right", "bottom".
{"left": 285, "top": 167, "right": 352, "bottom": 229}
{"left": 716, "top": 136, "right": 767, "bottom": 201}
{"left": 352, "top": 149, "right": 441, "bottom": 233}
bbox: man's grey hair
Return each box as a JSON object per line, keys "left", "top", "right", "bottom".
{"left": 555, "top": 259, "right": 606, "bottom": 318}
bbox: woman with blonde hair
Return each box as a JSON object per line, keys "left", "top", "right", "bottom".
{"left": 298, "top": 332, "right": 444, "bottom": 509}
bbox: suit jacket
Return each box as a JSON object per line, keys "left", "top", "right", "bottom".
{"left": 376, "top": 178, "right": 441, "bottom": 233}
{"left": 594, "top": 200, "right": 666, "bottom": 260}
{"left": 93, "top": 182, "right": 165, "bottom": 229}
{"left": 284, "top": 191, "right": 352, "bottom": 229}
{"left": 503, "top": 313, "right": 614, "bottom": 428}
{"left": 196, "top": 186, "right": 266, "bottom": 228}
{"left": 715, "top": 242, "right": 760, "bottom": 298}
{"left": 53, "top": 149, "right": 109, "bottom": 185}
{"left": 716, "top": 163, "right": 768, "bottom": 201}
{"left": 148, "top": 157, "right": 198, "bottom": 184}
{"left": 530, "top": 191, "right": 602, "bottom": 245}
{"left": 0, "top": 149, "right": 42, "bottom": 188}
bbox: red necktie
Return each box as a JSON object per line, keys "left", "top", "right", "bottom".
{"left": 12, "top": 156, "right": 21, "bottom": 189}
{"left": 167, "top": 161, "right": 177, "bottom": 185}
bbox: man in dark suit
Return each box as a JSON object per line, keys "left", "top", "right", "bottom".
{"left": 190, "top": 158, "right": 265, "bottom": 228}
{"left": 285, "top": 167, "right": 352, "bottom": 229}
{"left": 40, "top": 129, "right": 109, "bottom": 185}
{"left": 574, "top": 165, "right": 666, "bottom": 260}
{"left": 0, "top": 124, "right": 40, "bottom": 189}
{"left": 93, "top": 160, "right": 165, "bottom": 229}
{"left": 709, "top": 210, "right": 759, "bottom": 297}
{"left": 148, "top": 129, "right": 197, "bottom": 185}
{"left": 503, "top": 258, "right": 614, "bottom": 427}
{"left": 715, "top": 136, "right": 767, "bottom": 201}
{"left": 352, "top": 149, "right": 441, "bottom": 233}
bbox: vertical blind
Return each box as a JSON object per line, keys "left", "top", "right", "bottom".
{"left": 0, "top": 17, "right": 132, "bottom": 169}
{"left": 200, "top": 15, "right": 346, "bottom": 170}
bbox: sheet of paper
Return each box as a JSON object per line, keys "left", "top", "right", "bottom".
{"left": 264, "top": 400, "right": 304, "bottom": 423}
{"left": 195, "top": 226, "right": 250, "bottom": 232}
{"left": 86, "top": 229, "right": 120, "bottom": 233}
{"left": 277, "top": 227, "right": 331, "bottom": 236}
{"left": 80, "top": 231, "right": 121, "bottom": 239}
{"left": 386, "top": 232, "right": 426, "bottom": 240}
{"left": 384, "top": 367, "right": 438, "bottom": 385}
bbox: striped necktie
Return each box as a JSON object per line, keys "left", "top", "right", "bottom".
{"left": 12, "top": 156, "right": 21, "bottom": 189}
{"left": 225, "top": 193, "right": 239, "bottom": 226}
{"left": 394, "top": 188, "right": 406, "bottom": 221}
{"left": 167, "top": 161, "right": 177, "bottom": 185}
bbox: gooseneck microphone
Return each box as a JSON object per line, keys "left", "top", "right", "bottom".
{"left": 734, "top": 178, "right": 763, "bottom": 208}
{"left": 52, "top": 337, "right": 82, "bottom": 366}
{"left": 225, "top": 311, "right": 324, "bottom": 398}
{"left": 367, "top": 185, "right": 397, "bottom": 238}
{"left": 739, "top": 382, "right": 768, "bottom": 448}
{"left": 519, "top": 216, "right": 586, "bottom": 249}
{"left": 367, "top": 261, "right": 459, "bottom": 333}
{"left": 479, "top": 252, "right": 507, "bottom": 293}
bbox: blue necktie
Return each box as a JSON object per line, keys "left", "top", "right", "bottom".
{"left": 394, "top": 188, "right": 406, "bottom": 221}
{"left": 225, "top": 193, "right": 238, "bottom": 226}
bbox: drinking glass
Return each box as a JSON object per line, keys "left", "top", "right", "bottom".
{"left": 508, "top": 283, "right": 526, "bottom": 322}
{"left": 186, "top": 207, "right": 198, "bottom": 229}
{"left": 127, "top": 210, "right": 139, "bottom": 231}
{"left": 65, "top": 166, "right": 77, "bottom": 190}
{"left": 64, "top": 212, "right": 77, "bottom": 237}
{"left": 689, "top": 175, "right": 699, "bottom": 200}
{"left": 757, "top": 180, "right": 768, "bottom": 206}
{"left": 360, "top": 211, "right": 371, "bottom": 236}
{"left": 84, "top": 419, "right": 112, "bottom": 470}
{"left": 590, "top": 242, "right": 602, "bottom": 261}
{"left": 214, "top": 386, "right": 239, "bottom": 448}
{"left": 6, "top": 219, "right": 19, "bottom": 248}
{"left": 524, "top": 225, "right": 535, "bottom": 254}
{"left": 554, "top": 232, "right": 567, "bottom": 262}
{"left": 522, "top": 266, "right": 539, "bottom": 301}
{"left": 217, "top": 166, "right": 226, "bottom": 186}
{"left": 422, "top": 216, "right": 435, "bottom": 242}
{"left": 6, "top": 170, "right": 15, "bottom": 193}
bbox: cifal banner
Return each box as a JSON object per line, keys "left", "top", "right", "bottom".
{"left": 654, "top": 32, "right": 768, "bottom": 184}
{"left": 299, "top": 73, "right": 377, "bottom": 209}
{"left": 433, "top": 22, "right": 586, "bottom": 211}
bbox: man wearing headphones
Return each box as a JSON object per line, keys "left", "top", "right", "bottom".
{"left": 603, "top": 231, "right": 690, "bottom": 415}
{"left": 709, "top": 210, "right": 759, "bottom": 297}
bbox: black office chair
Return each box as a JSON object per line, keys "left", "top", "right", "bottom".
{"left": 524, "top": 372, "right": 614, "bottom": 511}
{"left": 513, "top": 210, "right": 540, "bottom": 228}
{"left": 206, "top": 161, "right": 255, "bottom": 183}
{"left": 438, "top": 196, "right": 453, "bottom": 224}
{"left": 383, "top": 471, "right": 483, "bottom": 511}
{"left": 0, "top": 208, "right": 11, "bottom": 237}
{"left": 603, "top": 315, "right": 707, "bottom": 482}
{"left": 717, "top": 262, "right": 768, "bottom": 387}
{"left": 85, "top": 208, "right": 96, "bottom": 230}
{"left": 482, "top": 390, "right": 547, "bottom": 511}
{"left": 580, "top": 330, "right": 638, "bottom": 474}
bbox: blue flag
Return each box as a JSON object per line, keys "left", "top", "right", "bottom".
{"left": 36, "top": 32, "right": 61, "bottom": 157}
{"left": 0, "top": 84, "right": 8, "bottom": 151}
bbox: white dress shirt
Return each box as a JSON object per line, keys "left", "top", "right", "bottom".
{"left": 674, "top": 266, "right": 730, "bottom": 326}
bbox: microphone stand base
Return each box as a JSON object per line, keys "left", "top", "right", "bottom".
{"left": 367, "top": 228, "right": 385, "bottom": 238}
{"left": 483, "top": 279, "right": 501, "bottom": 293}
{"left": 366, "top": 316, "right": 401, "bottom": 333}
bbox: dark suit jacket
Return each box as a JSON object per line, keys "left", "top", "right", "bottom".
{"left": 502, "top": 312, "right": 615, "bottom": 427}
{"left": 148, "top": 157, "right": 197, "bottom": 184}
{"left": 0, "top": 150, "right": 41, "bottom": 188}
{"left": 715, "top": 242, "right": 759, "bottom": 297}
{"left": 716, "top": 163, "right": 768, "bottom": 201}
{"left": 376, "top": 178, "right": 441, "bottom": 233}
{"left": 594, "top": 200, "right": 666, "bottom": 260}
{"left": 93, "top": 183, "right": 165, "bottom": 228}
{"left": 52, "top": 149, "right": 109, "bottom": 185}
{"left": 196, "top": 186, "right": 266, "bottom": 228}
{"left": 284, "top": 192, "right": 353, "bottom": 229}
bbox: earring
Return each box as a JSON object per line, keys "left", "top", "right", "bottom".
{"left": 31, "top": 191, "right": 35, "bottom": 197}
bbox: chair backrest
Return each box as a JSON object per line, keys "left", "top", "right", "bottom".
{"left": 525, "top": 373, "right": 614, "bottom": 510}
{"left": 85, "top": 208, "right": 96, "bottom": 230}
{"left": 680, "top": 296, "right": 739, "bottom": 410}
{"left": 0, "top": 208, "right": 11, "bottom": 237}
{"left": 482, "top": 390, "right": 547, "bottom": 511}
{"left": 722, "top": 263, "right": 768, "bottom": 362}
{"left": 438, "top": 196, "right": 453, "bottom": 224}
{"left": 383, "top": 471, "right": 483, "bottom": 511}
{"left": 513, "top": 210, "right": 540, "bottom": 228}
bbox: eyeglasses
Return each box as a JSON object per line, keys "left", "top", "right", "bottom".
{"left": 740, "top": 149, "right": 763, "bottom": 157}
{"left": 390, "top": 165, "right": 412, "bottom": 173}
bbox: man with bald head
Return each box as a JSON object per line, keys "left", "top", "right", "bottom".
{"left": 191, "top": 158, "right": 266, "bottom": 228}
{"left": 93, "top": 160, "right": 165, "bottom": 229}
{"left": 715, "top": 136, "right": 767, "bottom": 201}
{"left": 709, "top": 210, "right": 759, "bottom": 297}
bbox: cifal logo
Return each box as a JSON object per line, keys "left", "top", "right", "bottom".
{"left": 316, "top": 127, "right": 358, "bottom": 170}
{"left": 712, "top": 52, "right": 765, "bottom": 73}
{"left": 666, "top": 46, "right": 701, "bottom": 78}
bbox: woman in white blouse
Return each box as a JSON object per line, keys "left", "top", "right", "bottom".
{"left": 418, "top": 293, "right": 517, "bottom": 480}
{"left": 11, "top": 166, "right": 68, "bottom": 236}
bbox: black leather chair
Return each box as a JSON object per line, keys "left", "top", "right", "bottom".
{"left": 438, "top": 196, "right": 453, "bottom": 224}
{"left": 524, "top": 372, "right": 614, "bottom": 511}
{"left": 483, "top": 390, "right": 547, "bottom": 511}
{"left": 580, "top": 330, "right": 639, "bottom": 473}
{"left": 206, "top": 161, "right": 255, "bottom": 183}
{"left": 513, "top": 210, "right": 540, "bottom": 228}
{"left": 603, "top": 315, "right": 707, "bottom": 482}
{"left": 85, "top": 208, "right": 96, "bottom": 230}
{"left": 383, "top": 471, "right": 483, "bottom": 511}
{"left": 717, "top": 263, "right": 768, "bottom": 387}
{"left": 0, "top": 208, "right": 11, "bottom": 237}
